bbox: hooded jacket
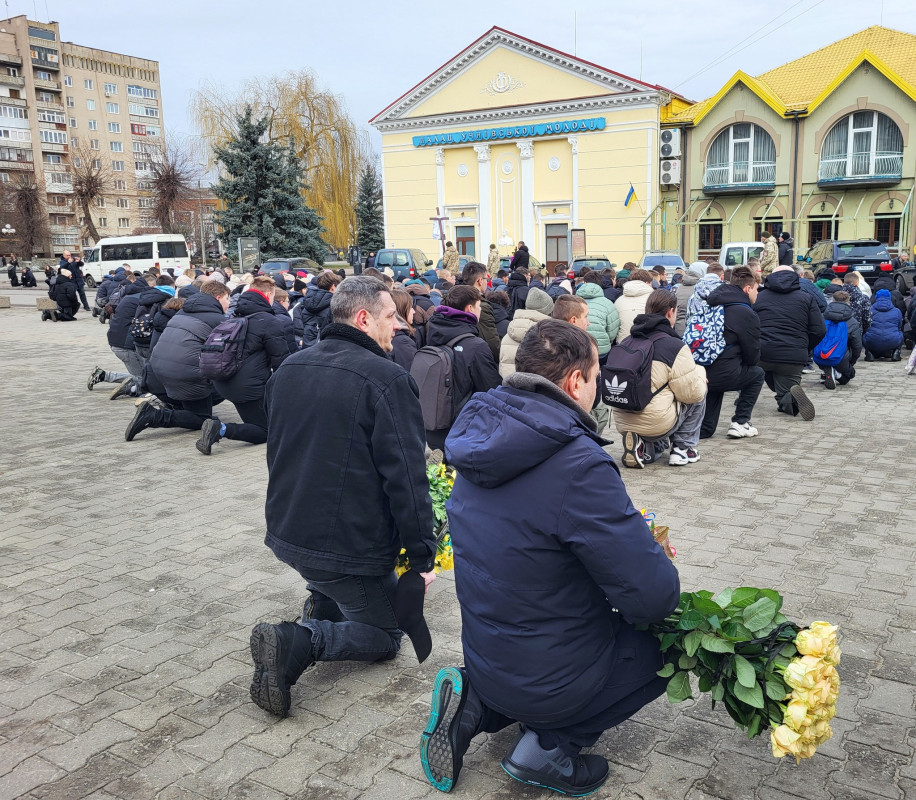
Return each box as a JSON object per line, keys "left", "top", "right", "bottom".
{"left": 799, "top": 276, "right": 827, "bottom": 313}
{"left": 863, "top": 289, "right": 903, "bottom": 353}
{"left": 821, "top": 300, "right": 863, "bottom": 364}
{"left": 50, "top": 271, "right": 79, "bottom": 314}
{"left": 506, "top": 271, "right": 530, "bottom": 319}
{"left": 107, "top": 279, "right": 149, "bottom": 349}
{"left": 754, "top": 269, "right": 826, "bottom": 365}
{"left": 489, "top": 301, "right": 510, "bottom": 338}
{"left": 778, "top": 236, "right": 795, "bottom": 266}
{"left": 704, "top": 282, "right": 761, "bottom": 389}
{"left": 95, "top": 271, "right": 122, "bottom": 304}
{"left": 405, "top": 282, "right": 435, "bottom": 312}
{"left": 293, "top": 285, "right": 334, "bottom": 346}
{"left": 545, "top": 276, "right": 571, "bottom": 301}
{"left": 211, "top": 290, "right": 296, "bottom": 403}
{"left": 391, "top": 322, "right": 419, "bottom": 371}
{"left": 614, "top": 279, "right": 654, "bottom": 343}
{"left": 149, "top": 292, "right": 227, "bottom": 401}
{"left": 576, "top": 282, "right": 620, "bottom": 355}
{"left": 264, "top": 323, "right": 436, "bottom": 576}
{"left": 476, "top": 298, "right": 501, "bottom": 360}
{"left": 509, "top": 245, "right": 530, "bottom": 270}
{"left": 824, "top": 282, "right": 872, "bottom": 334}
{"left": 444, "top": 372, "right": 680, "bottom": 723}
{"left": 498, "top": 308, "right": 550, "bottom": 378}
{"left": 134, "top": 285, "right": 176, "bottom": 333}
{"left": 673, "top": 271, "right": 700, "bottom": 336}
{"left": 613, "top": 313, "right": 707, "bottom": 437}
{"left": 871, "top": 275, "right": 908, "bottom": 317}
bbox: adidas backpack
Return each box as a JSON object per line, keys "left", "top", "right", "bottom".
{"left": 813, "top": 319, "right": 848, "bottom": 366}
{"left": 601, "top": 332, "right": 669, "bottom": 411}
{"left": 409, "top": 333, "right": 475, "bottom": 431}
{"left": 199, "top": 317, "right": 250, "bottom": 380}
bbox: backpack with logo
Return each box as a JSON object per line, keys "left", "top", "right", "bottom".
{"left": 410, "top": 333, "right": 475, "bottom": 430}
{"left": 601, "top": 332, "right": 669, "bottom": 411}
{"left": 199, "top": 317, "right": 250, "bottom": 380}
{"left": 682, "top": 277, "right": 727, "bottom": 365}
{"left": 130, "top": 300, "right": 164, "bottom": 346}
{"left": 813, "top": 319, "right": 848, "bottom": 366}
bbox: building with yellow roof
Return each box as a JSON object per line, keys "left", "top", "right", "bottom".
{"left": 650, "top": 25, "right": 916, "bottom": 282}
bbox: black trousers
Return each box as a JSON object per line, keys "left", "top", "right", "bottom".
{"left": 759, "top": 361, "right": 804, "bottom": 414}
{"left": 223, "top": 398, "right": 269, "bottom": 444}
{"left": 155, "top": 395, "right": 217, "bottom": 431}
{"left": 701, "top": 365, "right": 765, "bottom": 438}
{"left": 76, "top": 282, "right": 90, "bottom": 310}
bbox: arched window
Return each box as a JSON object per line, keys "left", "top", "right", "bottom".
{"left": 704, "top": 124, "right": 776, "bottom": 187}
{"left": 819, "top": 112, "right": 903, "bottom": 181}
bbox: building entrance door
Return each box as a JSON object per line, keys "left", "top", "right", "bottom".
{"left": 456, "top": 226, "right": 476, "bottom": 257}
{"left": 545, "top": 223, "right": 569, "bottom": 275}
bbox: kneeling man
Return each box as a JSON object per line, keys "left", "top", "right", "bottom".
{"left": 421, "top": 319, "right": 680, "bottom": 796}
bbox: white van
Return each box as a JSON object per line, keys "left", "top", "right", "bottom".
{"left": 81, "top": 234, "right": 190, "bottom": 287}
{"left": 718, "top": 242, "right": 764, "bottom": 268}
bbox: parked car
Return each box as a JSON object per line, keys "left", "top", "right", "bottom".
{"left": 719, "top": 242, "right": 764, "bottom": 267}
{"left": 498, "top": 254, "right": 543, "bottom": 272}
{"left": 258, "top": 258, "right": 323, "bottom": 279}
{"left": 570, "top": 255, "right": 612, "bottom": 275}
{"left": 801, "top": 239, "right": 913, "bottom": 291}
{"left": 639, "top": 251, "right": 685, "bottom": 275}
{"left": 435, "top": 255, "right": 470, "bottom": 273}
{"left": 375, "top": 248, "right": 433, "bottom": 280}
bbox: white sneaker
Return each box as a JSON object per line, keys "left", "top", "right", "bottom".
{"left": 727, "top": 421, "right": 759, "bottom": 438}
{"left": 669, "top": 446, "right": 700, "bottom": 466}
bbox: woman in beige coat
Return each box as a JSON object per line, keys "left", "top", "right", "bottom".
{"left": 613, "top": 269, "right": 655, "bottom": 342}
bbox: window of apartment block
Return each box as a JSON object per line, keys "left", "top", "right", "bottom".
{"left": 6, "top": 67, "right": 19, "bottom": 77}
{"left": 135, "top": 161, "right": 148, "bottom": 171}
{"left": 71, "top": 136, "right": 78, "bottom": 146}
{"left": 807, "top": 217, "right": 839, "bottom": 247}
{"left": 105, "top": 102, "right": 119, "bottom": 114}
{"left": 129, "top": 103, "right": 159, "bottom": 118}
{"left": 88, "top": 119, "right": 97, "bottom": 130}
{"left": 0, "top": 128, "right": 31, "bottom": 142}
{"left": 39, "top": 130, "right": 68, "bottom": 144}
{"left": 66, "top": 96, "right": 74, "bottom": 107}
{"left": 108, "top": 122, "right": 121, "bottom": 133}
{"left": 82, "top": 238, "right": 90, "bottom": 247}
{"left": 49, "top": 172, "right": 71, "bottom": 186}
{"left": 117, "top": 198, "right": 129, "bottom": 208}
{"left": 97, "top": 217, "right": 107, "bottom": 227}
{"left": 144, "top": 125, "right": 160, "bottom": 137}
{"left": 130, "top": 123, "right": 146, "bottom": 135}
{"left": 90, "top": 139, "right": 99, "bottom": 150}
{"left": 95, "top": 197, "right": 105, "bottom": 207}
{"left": 54, "top": 215, "right": 67, "bottom": 225}
{"left": 0, "top": 172, "right": 9, "bottom": 182}
{"left": 64, "top": 75, "right": 72, "bottom": 86}
{"left": 112, "top": 161, "right": 124, "bottom": 171}
{"left": 86, "top": 99, "right": 95, "bottom": 111}
{"left": 91, "top": 159, "right": 100, "bottom": 169}
{"left": 104, "top": 83, "right": 117, "bottom": 95}
{"left": 132, "top": 141, "right": 145, "bottom": 152}
{"left": 0, "top": 105, "right": 27, "bottom": 119}
{"left": 110, "top": 141, "right": 123, "bottom": 152}
{"left": 35, "top": 70, "right": 52, "bottom": 81}
{"left": 114, "top": 179, "right": 126, "bottom": 190}
{"left": 136, "top": 180, "right": 152, "bottom": 190}
{"left": 37, "top": 109, "right": 64, "bottom": 123}
{"left": 118, "top": 217, "right": 129, "bottom": 228}
{"left": 127, "top": 85, "right": 157, "bottom": 99}
{"left": 69, "top": 117, "right": 77, "bottom": 127}
{"left": 138, "top": 198, "right": 154, "bottom": 208}
{"left": 73, "top": 156, "right": 81, "bottom": 167}
{"left": 44, "top": 154, "right": 62, "bottom": 164}
{"left": 84, "top": 79, "right": 94, "bottom": 90}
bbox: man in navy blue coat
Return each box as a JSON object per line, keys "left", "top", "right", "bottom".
{"left": 420, "top": 319, "right": 680, "bottom": 797}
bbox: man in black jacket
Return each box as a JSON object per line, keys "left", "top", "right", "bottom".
{"left": 461, "top": 261, "right": 500, "bottom": 359}
{"left": 60, "top": 250, "right": 91, "bottom": 311}
{"left": 248, "top": 276, "right": 437, "bottom": 718}
{"left": 49, "top": 268, "right": 80, "bottom": 321}
{"left": 778, "top": 232, "right": 794, "bottom": 267}
{"left": 754, "top": 267, "right": 826, "bottom": 419}
{"left": 700, "top": 266, "right": 765, "bottom": 439}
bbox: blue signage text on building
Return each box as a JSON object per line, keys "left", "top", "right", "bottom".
{"left": 412, "top": 117, "right": 606, "bottom": 147}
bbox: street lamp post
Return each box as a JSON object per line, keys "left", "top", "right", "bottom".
{"left": 197, "top": 180, "right": 206, "bottom": 270}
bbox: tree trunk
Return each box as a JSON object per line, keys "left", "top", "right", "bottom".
{"left": 79, "top": 196, "right": 101, "bottom": 242}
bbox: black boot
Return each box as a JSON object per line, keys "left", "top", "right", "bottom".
{"left": 865, "top": 351, "right": 875, "bottom": 362}
{"left": 249, "top": 621, "right": 314, "bottom": 717}
{"left": 41, "top": 310, "right": 50, "bottom": 321}
{"left": 125, "top": 401, "right": 161, "bottom": 441}
{"left": 501, "top": 727, "right": 610, "bottom": 796}
{"left": 892, "top": 348, "right": 902, "bottom": 362}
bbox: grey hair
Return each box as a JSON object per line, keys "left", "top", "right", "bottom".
{"left": 331, "top": 276, "right": 391, "bottom": 323}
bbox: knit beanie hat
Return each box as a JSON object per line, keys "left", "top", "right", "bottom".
{"left": 525, "top": 287, "right": 554, "bottom": 315}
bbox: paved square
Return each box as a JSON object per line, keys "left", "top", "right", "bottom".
{"left": 1, "top": 305, "right": 914, "bottom": 799}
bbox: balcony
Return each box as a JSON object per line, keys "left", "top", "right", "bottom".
{"left": 39, "top": 142, "right": 68, "bottom": 154}
{"left": 0, "top": 158, "right": 34, "bottom": 170}
{"left": 36, "top": 98, "right": 64, "bottom": 111}
{"left": 32, "top": 58, "right": 59, "bottom": 71}
{"left": 817, "top": 152, "right": 903, "bottom": 188}
{"left": 1, "top": 97, "right": 27, "bottom": 107}
{"left": 703, "top": 161, "right": 776, "bottom": 195}
{"left": 0, "top": 52, "right": 23, "bottom": 66}
{"left": 50, "top": 224, "right": 78, "bottom": 234}
{"left": 33, "top": 77, "right": 61, "bottom": 92}
{"left": 0, "top": 74, "right": 25, "bottom": 87}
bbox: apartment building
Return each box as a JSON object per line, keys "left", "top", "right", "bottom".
{"left": 0, "top": 14, "right": 162, "bottom": 257}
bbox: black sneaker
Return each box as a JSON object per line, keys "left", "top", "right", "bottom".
{"left": 41, "top": 310, "right": 50, "bottom": 321}
{"left": 421, "top": 667, "right": 483, "bottom": 792}
{"left": 501, "top": 727, "right": 610, "bottom": 796}
{"left": 790, "top": 385, "right": 815, "bottom": 421}
{"left": 125, "top": 401, "right": 159, "bottom": 442}
{"left": 196, "top": 418, "right": 222, "bottom": 455}
{"left": 109, "top": 378, "right": 136, "bottom": 401}
{"left": 621, "top": 431, "right": 645, "bottom": 469}
{"left": 249, "top": 621, "right": 314, "bottom": 718}
{"left": 823, "top": 369, "right": 836, "bottom": 390}
{"left": 87, "top": 366, "right": 105, "bottom": 391}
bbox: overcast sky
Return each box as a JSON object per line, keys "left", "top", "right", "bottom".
{"left": 16, "top": 0, "right": 914, "bottom": 154}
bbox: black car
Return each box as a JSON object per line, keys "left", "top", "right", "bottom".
{"left": 258, "top": 258, "right": 322, "bottom": 279}
{"left": 802, "top": 239, "right": 914, "bottom": 292}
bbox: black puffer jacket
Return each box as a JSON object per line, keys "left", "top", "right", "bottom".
{"left": 705, "top": 283, "right": 760, "bottom": 389}
{"left": 50, "top": 273, "right": 79, "bottom": 314}
{"left": 264, "top": 323, "right": 435, "bottom": 576}
{"left": 293, "top": 286, "right": 334, "bottom": 346}
{"left": 212, "top": 290, "right": 295, "bottom": 403}
{"left": 107, "top": 280, "right": 148, "bottom": 349}
{"left": 490, "top": 301, "right": 510, "bottom": 338}
{"left": 272, "top": 300, "right": 298, "bottom": 353}
{"left": 509, "top": 245, "right": 530, "bottom": 270}
{"left": 149, "top": 292, "right": 226, "bottom": 401}
{"left": 506, "top": 272, "right": 530, "bottom": 319}
{"left": 755, "top": 270, "right": 826, "bottom": 364}
{"left": 141, "top": 305, "right": 181, "bottom": 396}
{"left": 778, "top": 237, "right": 794, "bottom": 266}
{"left": 391, "top": 325, "right": 419, "bottom": 371}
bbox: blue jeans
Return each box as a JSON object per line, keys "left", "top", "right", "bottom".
{"left": 287, "top": 565, "right": 403, "bottom": 663}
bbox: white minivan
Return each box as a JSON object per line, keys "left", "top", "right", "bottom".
{"left": 718, "top": 242, "right": 764, "bottom": 268}
{"left": 81, "top": 234, "right": 190, "bottom": 287}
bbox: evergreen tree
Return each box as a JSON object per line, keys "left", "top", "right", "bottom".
{"left": 213, "top": 106, "right": 326, "bottom": 262}
{"left": 354, "top": 161, "right": 385, "bottom": 252}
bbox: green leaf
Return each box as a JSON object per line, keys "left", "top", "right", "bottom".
{"left": 734, "top": 655, "right": 756, "bottom": 689}
{"left": 684, "top": 629, "right": 704, "bottom": 657}
{"left": 707, "top": 615, "right": 722, "bottom": 631}
{"left": 733, "top": 680, "right": 765, "bottom": 709}
{"left": 743, "top": 597, "right": 778, "bottom": 633}
{"left": 659, "top": 632, "right": 678, "bottom": 652}
{"left": 692, "top": 596, "right": 724, "bottom": 617}
{"left": 711, "top": 682, "right": 725, "bottom": 702}
{"left": 676, "top": 610, "right": 707, "bottom": 630}
{"left": 678, "top": 654, "right": 698, "bottom": 670}
{"left": 657, "top": 663, "right": 675, "bottom": 678}
{"left": 714, "top": 587, "right": 734, "bottom": 606}
{"left": 698, "top": 674, "right": 712, "bottom": 693}
{"left": 701, "top": 634, "right": 735, "bottom": 653}
{"left": 666, "top": 672, "right": 692, "bottom": 703}
{"left": 747, "top": 713, "right": 763, "bottom": 739}
{"left": 765, "top": 677, "right": 790, "bottom": 702}
{"left": 729, "top": 587, "right": 760, "bottom": 608}
{"left": 759, "top": 588, "right": 783, "bottom": 611}
{"left": 697, "top": 648, "right": 719, "bottom": 670}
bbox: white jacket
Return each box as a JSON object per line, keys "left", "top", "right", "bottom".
{"left": 614, "top": 281, "right": 654, "bottom": 343}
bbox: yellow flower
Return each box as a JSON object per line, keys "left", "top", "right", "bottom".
{"left": 795, "top": 622, "right": 837, "bottom": 659}
{"left": 784, "top": 655, "right": 826, "bottom": 690}
{"left": 824, "top": 644, "right": 842, "bottom": 666}
{"left": 771, "top": 725, "right": 801, "bottom": 759}
{"left": 784, "top": 699, "right": 809, "bottom": 731}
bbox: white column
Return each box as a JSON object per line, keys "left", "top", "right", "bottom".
{"left": 517, "top": 139, "right": 535, "bottom": 247}
{"left": 435, "top": 147, "right": 446, "bottom": 214}
{"left": 568, "top": 136, "right": 579, "bottom": 228}
{"left": 474, "top": 144, "right": 491, "bottom": 256}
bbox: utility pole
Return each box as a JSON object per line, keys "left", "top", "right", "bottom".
{"left": 198, "top": 179, "right": 207, "bottom": 269}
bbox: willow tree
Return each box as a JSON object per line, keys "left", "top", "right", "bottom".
{"left": 192, "top": 70, "right": 369, "bottom": 251}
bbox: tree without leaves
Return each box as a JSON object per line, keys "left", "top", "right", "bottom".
{"left": 70, "top": 141, "right": 111, "bottom": 243}
{"left": 192, "top": 70, "right": 369, "bottom": 250}
{"left": 1, "top": 171, "right": 49, "bottom": 258}
{"left": 212, "top": 106, "right": 326, "bottom": 262}
{"left": 147, "top": 136, "right": 200, "bottom": 234}
{"left": 354, "top": 160, "right": 385, "bottom": 252}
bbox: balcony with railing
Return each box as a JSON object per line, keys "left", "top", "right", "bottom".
{"left": 0, "top": 74, "right": 25, "bottom": 87}
{"left": 703, "top": 161, "right": 776, "bottom": 195}
{"left": 32, "top": 77, "right": 61, "bottom": 92}
{"left": 817, "top": 152, "right": 903, "bottom": 187}
{"left": 0, "top": 52, "right": 23, "bottom": 66}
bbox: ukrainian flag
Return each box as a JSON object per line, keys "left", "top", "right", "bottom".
{"left": 624, "top": 184, "right": 636, "bottom": 208}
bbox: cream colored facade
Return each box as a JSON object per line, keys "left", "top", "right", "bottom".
{"left": 371, "top": 28, "right": 685, "bottom": 270}
{"left": 0, "top": 15, "right": 162, "bottom": 257}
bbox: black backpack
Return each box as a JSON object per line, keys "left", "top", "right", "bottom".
{"left": 410, "top": 333, "right": 475, "bottom": 431}
{"left": 600, "top": 332, "right": 669, "bottom": 411}
{"left": 130, "top": 301, "right": 164, "bottom": 346}
{"left": 199, "top": 317, "right": 250, "bottom": 380}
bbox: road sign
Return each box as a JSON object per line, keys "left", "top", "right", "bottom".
{"left": 238, "top": 237, "right": 259, "bottom": 272}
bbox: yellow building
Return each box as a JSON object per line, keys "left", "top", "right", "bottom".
{"left": 658, "top": 26, "right": 916, "bottom": 274}
{"left": 371, "top": 27, "right": 687, "bottom": 272}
